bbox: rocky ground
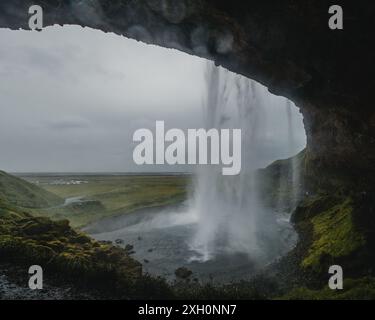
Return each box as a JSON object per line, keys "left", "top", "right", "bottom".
{"left": 0, "top": 264, "right": 96, "bottom": 300}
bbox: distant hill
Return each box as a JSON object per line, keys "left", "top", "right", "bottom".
{"left": 0, "top": 170, "right": 63, "bottom": 208}
{"left": 257, "top": 149, "right": 306, "bottom": 210}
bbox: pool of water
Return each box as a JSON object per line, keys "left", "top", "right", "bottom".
{"left": 85, "top": 205, "right": 297, "bottom": 283}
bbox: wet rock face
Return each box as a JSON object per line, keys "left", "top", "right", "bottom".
{"left": 302, "top": 102, "right": 375, "bottom": 189}
{"left": 1, "top": 0, "right": 374, "bottom": 186}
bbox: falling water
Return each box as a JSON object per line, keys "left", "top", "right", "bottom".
{"left": 286, "top": 99, "right": 301, "bottom": 210}
{"left": 189, "top": 62, "right": 282, "bottom": 263}
{"left": 87, "top": 61, "right": 303, "bottom": 281}
{"left": 273, "top": 99, "right": 302, "bottom": 213}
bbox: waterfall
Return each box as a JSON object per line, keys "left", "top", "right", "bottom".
{"left": 189, "top": 62, "right": 280, "bottom": 263}
{"left": 278, "top": 99, "right": 301, "bottom": 211}
{"left": 286, "top": 99, "right": 301, "bottom": 209}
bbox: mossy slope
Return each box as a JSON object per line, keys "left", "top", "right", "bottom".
{"left": 0, "top": 171, "right": 62, "bottom": 208}
{"left": 0, "top": 171, "right": 176, "bottom": 298}
{"left": 301, "top": 197, "right": 365, "bottom": 270}
{"left": 281, "top": 277, "right": 375, "bottom": 300}
{"left": 0, "top": 201, "right": 145, "bottom": 292}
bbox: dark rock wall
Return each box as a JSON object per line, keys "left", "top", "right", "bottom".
{"left": 1, "top": 0, "right": 374, "bottom": 187}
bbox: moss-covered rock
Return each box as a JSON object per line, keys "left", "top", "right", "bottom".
{"left": 0, "top": 200, "right": 144, "bottom": 296}
{"left": 301, "top": 198, "right": 365, "bottom": 270}
{"left": 286, "top": 191, "right": 375, "bottom": 286}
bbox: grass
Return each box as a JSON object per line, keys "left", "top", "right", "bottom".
{"left": 280, "top": 277, "right": 375, "bottom": 300}
{"left": 0, "top": 199, "right": 151, "bottom": 296}
{"left": 21, "top": 174, "right": 191, "bottom": 228}
{"left": 2, "top": 169, "right": 375, "bottom": 299}
{"left": 0, "top": 171, "right": 62, "bottom": 208}
{"left": 0, "top": 171, "right": 189, "bottom": 298}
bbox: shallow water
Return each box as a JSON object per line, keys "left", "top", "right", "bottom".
{"left": 86, "top": 205, "right": 297, "bottom": 283}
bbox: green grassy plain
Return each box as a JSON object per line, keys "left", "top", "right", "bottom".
{"left": 23, "top": 174, "right": 191, "bottom": 228}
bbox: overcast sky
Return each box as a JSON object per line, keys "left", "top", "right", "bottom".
{"left": 0, "top": 25, "right": 306, "bottom": 173}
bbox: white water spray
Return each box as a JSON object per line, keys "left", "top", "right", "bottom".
{"left": 286, "top": 99, "right": 301, "bottom": 209}
{"left": 189, "top": 62, "right": 283, "bottom": 263}
{"left": 275, "top": 99, "right": 302, "bottom": 212}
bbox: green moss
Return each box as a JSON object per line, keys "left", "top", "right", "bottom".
{"left": 302, "top": 198, "right": 365, "bottom": 269}
{"left": 280, "top": 277, "right": 375, "bottom": 300}
{"left": 0, "top": 199, "right": 142, "bottom": 292}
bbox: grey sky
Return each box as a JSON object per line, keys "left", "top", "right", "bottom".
{"left": 0, "top": 25, "right": 306, "bottom": 173}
